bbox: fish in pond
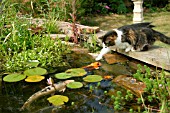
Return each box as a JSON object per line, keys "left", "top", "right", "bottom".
{"left": 96, "top": 22, "right": 170, "bottom": 60}
{"left": 82, "top": 62, "right": 101, "bottom": 70}
{"left": 20, "top": 79, "right": 74, "bottom": 111}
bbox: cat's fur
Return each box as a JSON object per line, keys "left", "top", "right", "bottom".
{"left": 96, "top": 22, "right": 170, "bottom": 61}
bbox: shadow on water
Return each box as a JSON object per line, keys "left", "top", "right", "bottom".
{"left": 0, "top": 50, "right": 143, "bottom": 113}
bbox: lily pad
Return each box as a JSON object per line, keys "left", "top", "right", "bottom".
{"left": 3, "top": 73, "right": 26, "bottom": 82}
{"left": 47, "top": 95, "right": 69, "bottom": 106}
{"left": 54, "top": 73, "right": 72, "bottom": 79}
{"left": 66, "top": 82, "right": 83, "bottom": 89}
{"left": 25, "top": 75, "right": 45, "bottom": 82}
{"left": 65, "top": 68, "right": 87, "bottom": 77}
{"left": 27, "top": 60, "right": 39, "bottom": 67}
{"left": 24, "top": 67, "right": 47, "bottom": 76}
{"left": 83, "top": 75, "right": 103, "bottom": 82}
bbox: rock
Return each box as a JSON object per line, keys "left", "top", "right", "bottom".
{"left": 112, "top": 75, "right": 146, "bottom": 97}
{"left": 104, "top": 53, "right": 128, "bottom": 64}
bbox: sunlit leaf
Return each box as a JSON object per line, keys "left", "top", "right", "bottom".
{"left": 25, "top": 75, "right": 45, "bottom": 82}
{"left": 54, "top": 72, "right": 72, "bottom": 79}
{"left": 27, "top": 60, "right": 39, "bottom": 67}
{"left": 3, "top": 73, "right": 26, "bottom": 82}
{"left": 47, "top": 95, "right": 69, "bottom": 106}
{"left": 24, "top": 67, "right": 47, "bottom": 76}
{"left": 65, "top": 68, "right": 87, "bottom": 77}
{"left": 66, "top": 82, "right": 83, "bottom": 89}
{"left": 83, "top": 75, "right": 103, "bottom": 82}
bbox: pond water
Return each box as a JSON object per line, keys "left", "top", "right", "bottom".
{"left": 0, "top": 50, "right": 153, "bottom": 113}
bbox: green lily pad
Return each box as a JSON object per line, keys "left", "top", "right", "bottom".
{"left": 27, "top": 60, "right": 39, "bottom": 67}
{"left": 25, "top": 75, "right": 45, "bottom": 82}
{"left": 24, "top": 67, "right": 47, "bottom": 76}
{"left": 54, "top": 72, "right": 72, "bottom": 79}
{"left": 83, "top": 75, "right": 103, "bottom": 82}
{"left": 47, "top": 95, "right": 69, "bottom": 106}
{"left": 65, "top": 68, "right": 87, "bottom": 77}
{"left": 66, "top": 82, "right": 83, "bottom": 89}
{"left": 3, "top": 73, "right": 26, "bottom": 82}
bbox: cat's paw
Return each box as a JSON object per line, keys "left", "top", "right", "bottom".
{"left": 125, "top": 48, "right": 131, "bottom": 52}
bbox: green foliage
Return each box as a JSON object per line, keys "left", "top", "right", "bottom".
{"left": 83, "top": 35, "right": 101, "bottom": 53}
{"left": 83, "top": 75, "right": 103, "bottom": 83}
{"left": 133, "top": 64, "right": 170, "bottom": 112}
{"left": 109, "top": 65, "right": 170, "bottom": 112}
{"left": 24, "top": 67, "right": 47, "bottom": 76}
{"left": 66, "top": 81, "right": 83, "bottom": 89}
{"left": 3, "top": 73, "right": 26, "bottom": 82}
{"left": 0, "top": 1, "right": 70, "bottom": 73}
{"left": 25, "top": 75, "right": 45, "bottom": 82}
{"left": 65, "top": 68, "right": 87, "bottom": 77}
{"left": 55, "top": 72, "right": 73, "bottom": 79}
{"left": 47, "top": 95, "right": 69, "bottom": 106}
{"left": 111, "top": 91, "right": 125, "bottom": 111}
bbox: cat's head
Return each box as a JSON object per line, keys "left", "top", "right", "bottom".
{"left": 102, "top": 30, "right": 118, "bottom": 47}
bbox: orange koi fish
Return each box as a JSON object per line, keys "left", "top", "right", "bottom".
{"left": 82, "top": 62, "right": 102, "bottom": 71}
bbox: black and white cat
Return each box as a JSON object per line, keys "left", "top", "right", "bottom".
{"left": 96, "top": 22, "right": 170, "bottom": 61}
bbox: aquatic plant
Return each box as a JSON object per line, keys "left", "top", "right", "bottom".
{"left": 3, "top": 67, "right": 47, "bottom": 83}
{"left": 133, "top": 64, "right": 170, "bottom": 112}
{"left": 66, "top": 81, "right": 83, "bottom": 89}
{"left": 24, "top": 67, "right": 47, "bottom": 76}
{"left": 83, "top": 75, "right": 103, "bottom": 83}
{"left": 109, "top": 64, "right": 170, "bottom": 112}
{"left": 55, "top": 72, "right": 73, "bottom": 79}
{"left": 25, "top": 75, "right": 45, "bottom": 82}
{"left": 47, "top": 95, "right": 69, "bottom": 106}
{"left": 55, "top": 68, "right": 87, "bottom": 79}
{"left": 3, "top": 73, "right": 26, "bottom": 82}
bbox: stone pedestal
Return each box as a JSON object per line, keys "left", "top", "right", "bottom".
{"left": 132, "top": 0, "right": 144, "bottom": 23}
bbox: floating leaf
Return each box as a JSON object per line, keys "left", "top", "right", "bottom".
{"left": 47, "top": 95, "right": 69, "bottom": 106}
{"left": 66, "top": 82, "right": 83, "bottom": 89}
{"left": 54, "top": 73, "right": 72, "bottom": 79}
{"left": 65, "top": 68, "right": 87, "bottom": 77}
{"left": 27, "top": 60, "right": 39, "bottom": 67}
{"left": 3, "top": 73, "right": 26, "bottom": 82}
{"left": 83, "top": 75, "right": 103, "bottom": 82}
{"left": 25, "top": 75, "right": 45, "bottom": 82}
{"left": 24, "top": 67, "right": 47, "bottom": 76}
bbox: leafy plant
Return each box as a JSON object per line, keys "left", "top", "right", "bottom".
{"left": 133, "top": 64, "right": 170, "bottom": 112}
{"left": 0, "top": 1, "right": 71, "bottom": 73}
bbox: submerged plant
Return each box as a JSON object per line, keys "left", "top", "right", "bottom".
{"left": 133, "top": 65, "right": 170, "bottom": 112}
{"left": 108, "top": 65, "right": 170, "bottom": 112}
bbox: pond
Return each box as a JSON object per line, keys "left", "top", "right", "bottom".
{"left": 0, "top": 49, "right": 168, "bottom": 113}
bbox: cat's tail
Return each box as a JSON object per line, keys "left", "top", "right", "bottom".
{"left": 153, "top": 30, "right": 170, "bottom": 44}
